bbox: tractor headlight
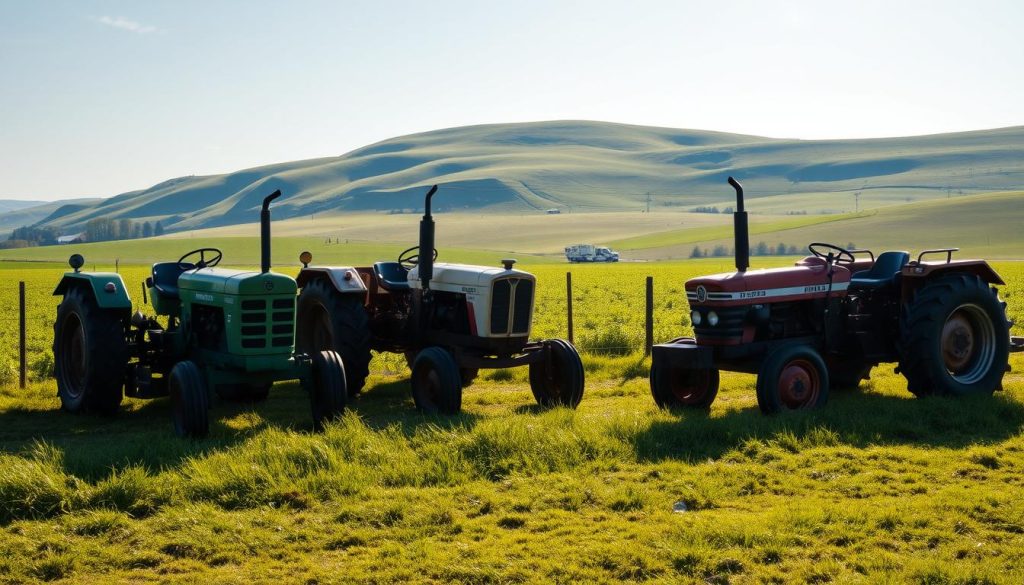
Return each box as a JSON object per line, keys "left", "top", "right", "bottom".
{"left": 691, "top": 310, "right": 702, "bottom": 326}
{"left": 707, "top": 311, "right": 719, "bottom": 326}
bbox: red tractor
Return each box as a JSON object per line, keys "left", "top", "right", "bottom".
{"left": 651, "top": 177, "right": 1024, "bottom": 413}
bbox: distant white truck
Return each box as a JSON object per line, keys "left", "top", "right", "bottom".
{"left": 565, "top": 244, "right": 620, "bottom": 263}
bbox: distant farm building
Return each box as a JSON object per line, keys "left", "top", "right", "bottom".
{"left": 546, "top": 208, "right": 561, "bottom": 214}
{"left": 56, "top": 233, "right": 85, "bottom": 244}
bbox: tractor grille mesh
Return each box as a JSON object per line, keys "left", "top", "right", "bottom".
{"left": 693, "top": 305, "right": 747, "bottom": 342}
{"left": 490, "top": 278, "right": 533, "bottom": 336}
{"left": 239, "top": 297, "right": 294, "bottom": 350}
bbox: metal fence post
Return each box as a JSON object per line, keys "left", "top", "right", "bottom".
{"left": 645, "top": 276, "right": 654, "bottom": 356}
{"left": 19, "top": 281, "right": 27, "bottom": 388}
{"left": 566, "top": 271, "right": 574, "bottom": 344}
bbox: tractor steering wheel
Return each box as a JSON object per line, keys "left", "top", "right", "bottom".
{"left": 397, "top": 246, "right": 438, "bottom": 270}
{"left": 177, "top": 247, "right": 223, "bottom": 270}
{"left": 808, "top": 243, "right": 855, "bottom": 265}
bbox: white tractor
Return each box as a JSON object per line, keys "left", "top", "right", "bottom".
{"left": 294, "top": 185, "right": 585, "bottom": 414}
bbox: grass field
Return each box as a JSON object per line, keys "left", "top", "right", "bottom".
{"left": 0, "top": 260, "right": 1023, "bottom": 582}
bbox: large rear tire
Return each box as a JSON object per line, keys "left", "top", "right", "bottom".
{"left": 306, "top": 350, "right": 348, "bottom": 431}
{"left": 169, "top": 360, "right": 210, "bottom": 438}
{"left": 411, "top": 347, "right": 462, "bottom": 415}
{"left": 52, "top": 287, "right": 128, "bottom": 415}
{"left": 296, "top": 278, "right": 371, "bottom": 398}
{"left": 756, "top": 344, "right": 830, "bottom": 414}
{"left": 899, "top": 273, "right": 1010, "bottom": 397}
{"left": 529, "top": 339, "right": 585, "bottom": 408}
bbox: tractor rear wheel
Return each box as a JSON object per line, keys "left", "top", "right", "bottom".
{"left": 899, "top": 273, "right": 1010, "bottom": 397}
{"left": 169, "top": 360, "right": 210, "bottom": 438}
{"left": 529, "top": 339, "right": 585, "bottom": 408}
{"left": 53, "top": 287, "right": 128, "bottom": 415}
{"left": 296, "top": 278, "right": 371, "bottom": 398}
{"left": 756, "top": 344, "right": 830, "bottom": 413}
{"left": 411, "top": 347, "right": 463, "bottom": 414}
{"left": 307, "top": 350, "right": 347, "bottom": 431}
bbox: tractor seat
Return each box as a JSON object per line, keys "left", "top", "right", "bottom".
{"left": 850, "top": 251, "right": 910, "bottom": 290}
{"left": 373, "top": 261, "right": 410, "bottom": 292}
{"left": 150, "top": 262, "right": 194, "bottom": 300}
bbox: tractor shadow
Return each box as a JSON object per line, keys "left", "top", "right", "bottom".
{"left": 351, "top": 377, "right": 484, "bottom": 434}
{"left": 632, "top": 385, "right": 1024, "bottom": 463}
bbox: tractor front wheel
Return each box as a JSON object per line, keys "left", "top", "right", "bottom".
{"left": 169, "top": 361, "right": 210, "bottom": 438}
{"left": 529, "top": 339, "right": 585, "bottom": 408}
{"left": 53, "top": 287, "right": 128, "bottom": 415}
{"left": 756, "top": 344, "right": 830, "bottom": 414}
{"left": 306, "top": 350, "right": 347, "bottom": 431}
{"left": 411, "top": 347, "right": 463, "bottom": 414}
{"left": 296, "top": 278, "right": 372, "bottom": 398}
{"left": 899, "top": 273, "right": 1010, "bottom": 397}
{"left": 650, "top": 362, "right": 720, "bottom": 409}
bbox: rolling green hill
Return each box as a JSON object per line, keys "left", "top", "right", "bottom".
{"left": 29, "top": 121, "right": 1024, "bottom": 234}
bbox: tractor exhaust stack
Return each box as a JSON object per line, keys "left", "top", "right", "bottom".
{"left": 260, "top": 189, "right": 282, "bottom": 274}
{"left": 419, "top": 185, "right": 439, "bottom": 290}
{"left": 729, "top": 177, "right": 749, "bottom": 273}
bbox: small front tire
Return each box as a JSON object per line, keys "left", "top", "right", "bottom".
{"left": 529, "top": 339, "right": 585, "bottom": 408}
{"left": 411, "top": 347, "right": 462, "bottom": 414}
{"left": 756, "top": 345, "right": 830, "bottom": 414}
{"left": 169, "top": 361, "right": 210, "bottom": 438}
{"left": 306, "top": 350, "right": 347, "bottom": 431}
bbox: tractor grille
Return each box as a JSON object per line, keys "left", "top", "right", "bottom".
{"left": 490, "top": 277, "right": 533, "bottom": 335}
{"left": 693, "top": 305, "right": 747, "bottom": 342}
{"left": 239, "top": 297, "right": 295, "bottom": 350}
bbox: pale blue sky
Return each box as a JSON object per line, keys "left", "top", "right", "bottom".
{"left": 1, "top": 0, "right": 1022, "bottom": 200}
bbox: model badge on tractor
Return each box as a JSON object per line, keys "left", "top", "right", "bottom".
{"left": 651, "top": 177, "right": 1024, "bottom": 413}
{"left": 295, "top": 185, "right": 585, "bottom": 414}
{"left": 52, "top": 190, "right": 348, "bottom": 437}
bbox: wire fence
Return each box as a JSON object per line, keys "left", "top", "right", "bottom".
{"left": 0, "top": 272, "right": 663, "bottom": 388}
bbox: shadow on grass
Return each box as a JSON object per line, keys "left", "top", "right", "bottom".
{"left": 633, "top": 386, "right": 1024, "bottom": 462}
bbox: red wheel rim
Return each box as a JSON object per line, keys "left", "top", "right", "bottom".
{"left": 941, "top": 309, "right": 975, "bottom": 373}
{"left": 670, "top": 368, "right": 711, "bottom": 405}
{"left": 778, "top": 359, "right": 820, "bottom": 409}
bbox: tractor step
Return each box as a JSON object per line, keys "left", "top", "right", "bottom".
{"left": 1012, "top": 336, "right": 1024, "bottom": 353}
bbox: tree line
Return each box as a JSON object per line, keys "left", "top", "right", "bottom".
{"left": 1, "top": 218, "right": 165, "bottom": 249}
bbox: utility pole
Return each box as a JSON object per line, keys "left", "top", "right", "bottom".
{"left": 854, "top": 192, "right": 861, "bottom": 213}
{"left": 645, "top": 192, "right": 652, "bottom": 213}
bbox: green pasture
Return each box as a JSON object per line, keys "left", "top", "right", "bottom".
{"left": 0, "top": 261, "right": 1023, "bottom": 583}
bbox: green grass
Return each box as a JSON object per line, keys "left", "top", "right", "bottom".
{"left": 1, "top": 261, "right": 1023, "bottom": 582}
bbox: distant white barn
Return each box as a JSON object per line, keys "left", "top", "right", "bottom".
{"left": 56, "top": 233, "right": 85, "bottom": 244}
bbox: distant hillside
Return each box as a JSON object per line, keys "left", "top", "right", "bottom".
{"left": 33, "top": 121, "right": 1024, "bottom": 233}
{"left": 0, "top": 199, "right": 45, "bottom": 214}
{"left": 0, "top": 198, "right": 102, "bottom": 239}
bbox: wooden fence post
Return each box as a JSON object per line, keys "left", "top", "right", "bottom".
{"left": 645, "top": 276, "right": 654, "bottom": 356}
{"left": 566, "top": 271, "right": 574, "bottom": 344}
{"left": 19, "top": 281, "right": 27, "bottom": 389}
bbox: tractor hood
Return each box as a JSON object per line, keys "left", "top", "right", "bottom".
{"left": 178, "top": 268, "right": 298, "bottom": 296}
{"left": 686, "top": 257, "right": 851, "bottom": 305}
{"left": 408, "top": 262, "right": 533, "bottom": 290}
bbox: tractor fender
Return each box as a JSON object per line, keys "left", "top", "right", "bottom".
{"left": 900, "top": 260, "right": 1005, "bottom": 304}
{"left": 296, "top": 267, "right": 368, "bottom": 295}
{"left": 53, "top": 272, "right": 133, "bottom": 310}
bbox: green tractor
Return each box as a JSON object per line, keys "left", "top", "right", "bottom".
{"left": 51, "top": 190, "right": 347, "bottom": 437}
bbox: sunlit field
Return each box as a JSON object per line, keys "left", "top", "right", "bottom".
{"left": 1, "top": 259, "right": 1022, "bottom": 583}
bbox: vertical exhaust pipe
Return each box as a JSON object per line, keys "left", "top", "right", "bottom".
{"left": 728, "top": 177, "right": 749, "bottom": 273}
{"left": 260, "top": 189, "right": 282, "bottom": 274}
{"left": 419, "top": 185, "right": 438, "bottom": 290}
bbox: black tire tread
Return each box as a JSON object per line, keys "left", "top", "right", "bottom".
{"left": 52, "top": 286, "right": 128, "bottom": 415}
{"left": 170, "top": 360, "right": 210, "bottom": 438}
{"left": 297, "top": 278, "right": 372, "bottom": 397}
{"left": 529, "top": 339, "right": 585, "bottom": 408}
{"left": 308, "top": 350, "right": 347, "bottom": 431}
{"left": 898, "top": 273, "right": 1010, "bottom": 397}
{"left": 411, "top": 347, "right": 462, "bottom": 415}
